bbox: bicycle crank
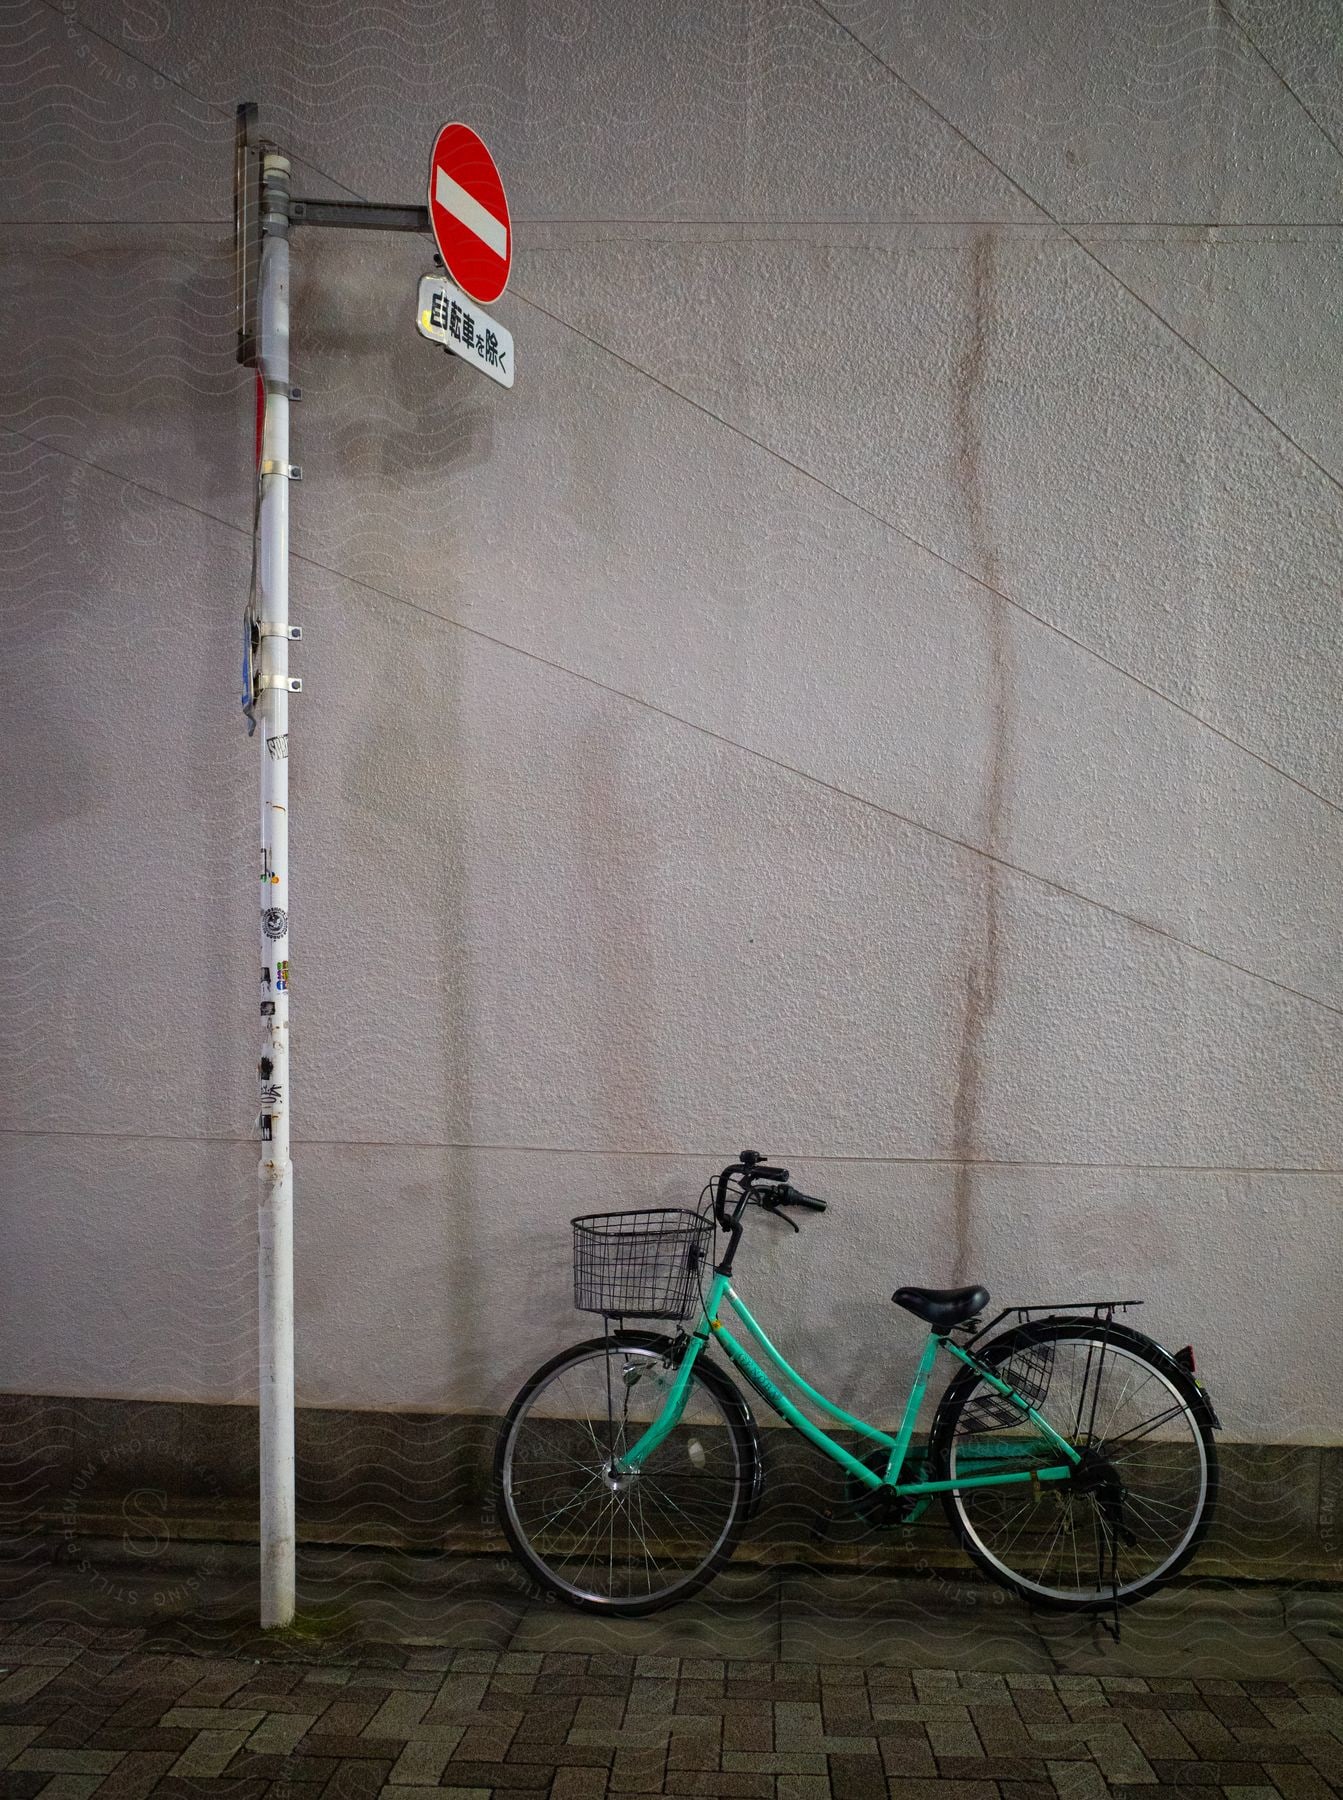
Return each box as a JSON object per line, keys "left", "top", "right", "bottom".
{"left": 844, "top": 1447, "right": 914, "bottom": 1528}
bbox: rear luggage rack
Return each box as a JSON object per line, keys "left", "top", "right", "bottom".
{"left": 958, "top": 1298, "right": 1141, "bottom": 1346}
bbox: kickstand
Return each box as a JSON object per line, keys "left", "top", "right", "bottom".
{"left": 1096, "top": 1513, "right": 1122, "bottom": 1644}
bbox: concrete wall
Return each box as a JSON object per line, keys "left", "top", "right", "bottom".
{"left": 2, "top": 0, "right": 1341, "bottom": 1447}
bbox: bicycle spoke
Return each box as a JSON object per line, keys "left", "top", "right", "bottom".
{"left": 1103, "top": 1402, "right": 1189, "bottom": 1449}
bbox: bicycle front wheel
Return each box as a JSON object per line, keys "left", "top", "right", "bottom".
{"left": 493, "top": 1331, "right": 758, "bottom": 1615}
{"left": 930, "top": 1318, "right": 1217, "bottom": 1610}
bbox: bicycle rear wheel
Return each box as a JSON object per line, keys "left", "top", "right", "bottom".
{"left": 493, "top": 1331, "right": 758, "bottom": 1615}
{"left": 930, "top": 1318, "right": 1217, "bottom": 1610}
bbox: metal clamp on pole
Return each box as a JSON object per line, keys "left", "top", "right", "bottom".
{"left": 259, "top": 458, "right": 302, "bottom": 480}
{"left": 257, "top": 673, "right": 303, "bottom": 693}
{"left": 258, "top": 621, "right": 303, "bottom": 640}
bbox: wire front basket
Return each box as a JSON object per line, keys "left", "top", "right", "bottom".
{"left": 959, "top": 1336, "right": 1055, "bottom": 1433}
{"left": 572, "top": 1207, "right": 714, "bottom": 1320}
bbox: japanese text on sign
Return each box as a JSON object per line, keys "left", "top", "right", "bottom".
{"left": 415, "top": 273, "right": 514, "bottom": 390}
{"left": 430, "top": 288, "right": 505, "bottom": 372}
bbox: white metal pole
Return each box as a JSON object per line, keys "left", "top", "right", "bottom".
{"left": 256, "top": 148, "right": 296, "bottom": 1629}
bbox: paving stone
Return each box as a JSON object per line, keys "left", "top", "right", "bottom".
{"left": 776, "top": 1778, "right": 831, "bottom": 1800}
{"left": 1083, "top": 1721, "right": 1157, "bottom": 1784}
{"left": 0, "top": 1773, "right": 47, "bottom": 1800}
{"left": 386, "top": 1726, "right": 464, "bottom": 1784}
{"left": 0, "top": 1730, "right": 42, "bottom": 1769}
{"left": 663, "top": 1776, "right": 770, "bottom": 1798}
{"left": 296, "top": 1734, "right": 405, "bottom": 1761}
{"left": 936, "top": 1757, "right": 1050, "bottom": 1782}
{"left": 825, "top": 1749, "right": 886, "bottom": 1800}
{"left": 877, "top": 1730, "right": 938, "bottom": 1778}
{"left": 166, "top": 1727, "right": 253, "bottom": 1778}
{"left": 626, "top": 1679, "right": 676, "bottom": 1716}
{"left": 161, "top": 1707, "right": 266, "bottom": 1732}
{"left": 436, "top": 1760, "right": 548, "bottom": 1789}
{"left": 968, "top": 1702, "right": 1030, "bottom": 1755}
{"left": 1048, "top": 1759, "right": 1111, "bottom": 1800}
{"left": 925, "top": 1713, "right": 983, "bottom": 1758}
{"left": 0, "top": 1679, "right": 58, "bottom": 1710}
{"left": 523, "top": 1743, "right": 612, "bottom": 1769}
{"left": 488, "top": 1675, "right": 537, "bottom": 1699}
{"left": 773, "top": 1703, "right": 823, "bottom": 1749}
{"left": 720, "top": 1710, "right": 770, "bottom": 1754}
{"left": 80, "top": 1749, "right": 173, "bottom": 1800}
{"left": 720, "top": 1752, "right": 828, "bottom": 1775}
{"left": 568, "top": 1724, "right": 670, "bottom": 1750}
{"left": 550, "top": 1770, "right": 610, "bottom": 1800}
{"left": 320, "top": 1759, "right": 393, "bottom": 1800}
{"left": 497, "top": 1655, "right": 542, "bottom": 1676}
{"left": 227, "top": 1750, "right": 334, "bottom": 1781}
{"left": 179, "top": 1665, "right": 256, "bottom": 1707}
{"left": 11, "top": 1753, "right": 123, "bottom": 1776}
{"left": 884, "top": 1781, "right": 998, "bottom": 1799}
{"left": 1118, "top": 1708, "right": 1197, "bottom": 1760}
{"left": 664, "top": 1720, "right": 721, "bottom": 1773}
{"left": 1260, "top": 1764, "right": 1336, "bottom": 1799}
{"left": 245, "top": 1712, "right": 317, "bottom": 1755}
{"left": 589, "top": 1657, "right": 636, "bottom": 1681}
{"left": 607, "top": 1745, "right": 666, "bottom": 1793}
{"left": 1152, "top": 1758, "right": 1275, "bottom": 1784}
{"left": 819, "top": 1691, "right": 872, "bottom": 1732}
{"left": 311, "top": 1696, "right": 385, "bottom": 1738}
{"left": 361, "top": 1693, "right": 432, "bottom": 1741}
{"left": 26, "top": 1778, "right": 102, "bottom": 1800}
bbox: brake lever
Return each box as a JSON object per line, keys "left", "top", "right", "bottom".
{"left": 757, "top": 1190, "right": 800, "bottom": 1232}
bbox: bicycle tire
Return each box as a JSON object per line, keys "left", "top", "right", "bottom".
{"left": 493, "top": 1330, "right": 760, "bottom": 1615}
{"left": 929, "top": 1316, "right": 1218, "bottom": 1611}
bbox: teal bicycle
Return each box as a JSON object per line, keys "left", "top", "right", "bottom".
{"left": 494, "top": 1152, "right": 1219, "bottom": 1616}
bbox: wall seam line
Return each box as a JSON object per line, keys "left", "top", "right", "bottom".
{"left": 1, "top": 1126, "right": 1340, "bottom": 1175}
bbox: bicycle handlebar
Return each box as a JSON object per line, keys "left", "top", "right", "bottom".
{"left": 712, "top": 1154, "right": 827, "bottom": 1234}
{"left": 710, "top": 1152, "right": 828, "bottom": 1268}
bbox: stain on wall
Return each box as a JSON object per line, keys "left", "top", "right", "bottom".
{"left": 947, "top": 232, "right": 1013, "bottom": 1282}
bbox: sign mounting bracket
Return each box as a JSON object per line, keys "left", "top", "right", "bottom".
{"left": 289, "top": 199, "right": 430, "bottom": 233}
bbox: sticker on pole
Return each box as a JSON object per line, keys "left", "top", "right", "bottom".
{"left": 417, "top": 274, "right": 514, "bottom": 388}
{"left": 427, "top": 122, "right": 511, "bottom": 305}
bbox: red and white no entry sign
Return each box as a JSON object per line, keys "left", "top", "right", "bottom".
{"left": 427, "top": 122, "right": 511, "bottom": 306}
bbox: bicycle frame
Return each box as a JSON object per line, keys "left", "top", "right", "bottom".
{"left": 615, "top": 1271, "right": 1082, "bottom": 1498}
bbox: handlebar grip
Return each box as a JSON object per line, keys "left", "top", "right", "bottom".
{"left": 757, "top": 1183, "right": 827, "bottom": 1213}
{"left": 752, "top": 1164, "right": 789, "bottom": 1184}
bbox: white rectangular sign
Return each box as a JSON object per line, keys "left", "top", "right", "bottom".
{"left": 416, "top": 273, "right": 514, "bottom": 388}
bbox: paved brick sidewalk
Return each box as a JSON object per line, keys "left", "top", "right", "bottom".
{"left": 1, "top": 1621, "right": 1340, "bottom": 1800}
